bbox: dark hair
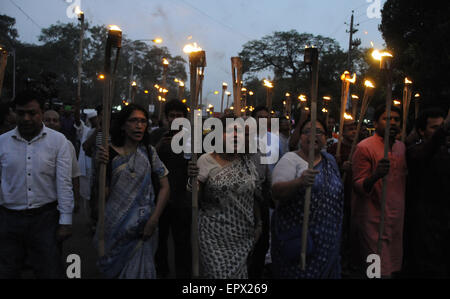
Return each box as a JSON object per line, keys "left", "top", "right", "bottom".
{"left": 415, "top": 107, "right": 446, "bottom": 132}
{"left": 373, "top": 104, "right": 402, "bottom": 123}
{"left": 13, "top": 89, "right": 45, "bottom": 111}
{"left": 111, "top": 103, "right": 150, "bottom": 147}
{"left": 164, "top": 99, "right": 188, "bottom": 118}
{"left": 251, "top": 105, "right": 269, "bottom": 118}
{"left": 95, "top": 105, "right": 103, "bottom": 115}
{"left": 299, "top": 116, "right": 328, "bottom": 136}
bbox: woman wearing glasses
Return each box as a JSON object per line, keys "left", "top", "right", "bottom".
{"left": 95, "top": 104, "right": 170, "bottom": 278}
{"left": 271, "top": 117, "right": 344, "bottom": 278}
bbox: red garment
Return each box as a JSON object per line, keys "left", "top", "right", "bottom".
{"left": 351, "top": 133, "right": 407, "bottom": 276}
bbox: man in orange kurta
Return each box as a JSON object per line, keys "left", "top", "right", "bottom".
{"left": 351, "top": 105, "right": 407, "bottom": 277}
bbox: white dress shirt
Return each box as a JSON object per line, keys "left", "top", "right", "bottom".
{"left": 0, "top": 125, "right": 74, "bottom": 224}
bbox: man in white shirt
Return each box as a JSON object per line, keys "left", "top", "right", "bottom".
{"left": 0, "top": 91, "right": 74, "bottom": 278}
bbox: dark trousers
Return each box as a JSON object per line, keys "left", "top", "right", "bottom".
{"left": 155, "top": 204, "right": 192, "bottom": 278}
{"left": 248, "top": 201, "right": 270, "bottom": 279}
{"left": 0, "top": 205, "right": 64, "bottom": 279}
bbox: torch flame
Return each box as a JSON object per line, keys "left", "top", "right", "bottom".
{"left": 322, "top": 108, "right": 328, "bottom": 113}
{"left": 404, "top": 77, "right": 412, "bottom": 84}
{"left": 249, "top": 91, "right": 254, "bottom": 96}
{"left": 152, "top": 38, "right": 163, "bottom": 44}
{"left": 340, "top": 71, "right": 350, "bottom": 81}
{"left": 241, "top": 87, "right": 247, "bottom": 92}
{"left": 108, "top": 25, "right": 122, "bottom": 32}
{"left": 75, "top": 6, "right": 83, "bottom": 16}
{"left": 364, "top": 80, "right": 375, "bottom": 88}
{"left": 351, "top": 95, "right": 359, "bottom": 100}
{"left": 222, "top": 82, "right": 228, "bottom": 87}
{"left": 347, "top": 73, "right": 357, "bottom": 83}
{"left": 415, "top": 93, "right": 421, "bottom": 98}
{"left": 393, "top": 100, "right": 401, "bottom": 106}
{"left": 323, "top": 96, "right": 331, "bottom": 101}
{"left": 298, "top": 95, "right": 307, "bottom": 102}
{"left": 226, "top": 91, "right": 231, "bottom": 96}
{"left": 344, "top": 112, "right": 353, "bottom": 120}
{"left": 372, "top": 49, "right": 393, "bottom": 61}
{"left": 154, "top": 84, "right": 160, "bottom": 89}
{"left": 341, "top": 71, "right": 356, "bottom": 83}
{"left": 162, "top": 58, "right": 169, "bottom": 65}
{"left": 263, "top": 80, "right": 273, "bottom": 88}
{"left": 183, "top": 43, "right": 202, "bottom": 53}
{"left": 179, "top": 81, "right": 185, "bottom": 87}
{"left": 285, "top": 93, "right": 291, "bottom": 97}
{"left": 131, "top": 81, "right": 137, "bottom": 87}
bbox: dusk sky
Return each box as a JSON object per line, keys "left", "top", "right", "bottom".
{"left": 1, "top": 0, "right": 387, "bottom": 108}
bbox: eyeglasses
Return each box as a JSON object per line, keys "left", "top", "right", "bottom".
{"left": 126, "top": 118, "right": 147, "bottom": 125}
{"left": 301, "top": 129, "right": 326, "bottom": 136}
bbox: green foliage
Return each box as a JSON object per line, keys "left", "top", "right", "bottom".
{"left": 238, "top": 30, "right": 371, "bottom": 120}
{"left": 1, "top": 17, "right": 187, "bottom": 109}
{"left": 380, "top": 1, "right": 450, "bottom": 109}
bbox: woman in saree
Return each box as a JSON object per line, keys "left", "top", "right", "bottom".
{"left": 271, "top": 117, "right": 344, "bottom": 278}
{"left": 188, "top": 117, "right": 263, "bottom": 279}
{"left": 95, "top": 104, "right": 170, "bottom": 278}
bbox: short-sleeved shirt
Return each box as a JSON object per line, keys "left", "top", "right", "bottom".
{"left": 272, "top": 152, "right": 309, "bottom": 185}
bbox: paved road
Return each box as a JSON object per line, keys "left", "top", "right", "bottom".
{"left": 23, "top": 198, "right": 175, "bottom": 279}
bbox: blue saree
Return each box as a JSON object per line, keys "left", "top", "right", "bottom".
{"left": 94, "top": 145, "right": 168, "bottom": 279}
{"left": 271, "top": 151, "right": 344, "bottom": 279}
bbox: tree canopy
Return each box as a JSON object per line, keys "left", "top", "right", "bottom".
{"left": 0, "top": 16, "right": 187, "bottom": 109}
{"left": 380, "top": 1, "right": 450, "bottom": 109}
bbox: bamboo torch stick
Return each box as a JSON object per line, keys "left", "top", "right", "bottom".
{"left": 401, "top": 78, "right": 413, "bottom": 142}
{"left": 342, "top": 80, "right": 376, "bottom": 183}
{"left": 263, "top": 79, "right": 274, "bottom": 112}
{"left": 286, "top": 93, "right": 292, "bottom": 118}
{"left": 184, "top": 43, "right": 206, "bottom": 278}
{"left": 351, "top": 95, "right": 359, "bottom": 120}
{"left": 231, "top": 57, "right": 243, "bottom": 117}
{"left": 226, "top": 92, "right": 231, "bottom": 109}
{"left": 220, "top": 82, "right": 228, "bottom": 113}
{"left": 336, "top": 71, "right": 356, "bottom": 163}
{"left": 75, "top": 9, "right": 85, "bottom": 115}
{"left": 372, "top": 49, "right": 394, "bottom": 256}
{"left": 0, "top": 47, "right": 8, "bottom": 98}
{"left": 300, "top": 46, "right": 319, "bottom": 270}
{"left": 414, "top": 93, "right": 420, "bottom": 120}
{"left": 98, "top": 25, "right": 122, "bottom": 257}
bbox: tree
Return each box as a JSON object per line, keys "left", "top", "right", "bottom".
{"left": 0, "top": 14, "right": 18, "bottom": 47}
{"left": 380, "top": 1, "right": 450, "bottom": 109}
{"left": 239, "top": 30, "right": 366, "bottom": 118}
{"left": 1, "top": 16, "right": 188, "bottom": 109}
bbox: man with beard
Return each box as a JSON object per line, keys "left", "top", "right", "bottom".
{"left": 350, "top": 104, "right": 406, "bottom": 278}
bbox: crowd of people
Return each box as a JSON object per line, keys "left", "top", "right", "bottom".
{"left": 0, "top": 89, "right": 449, "bottom": 279}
